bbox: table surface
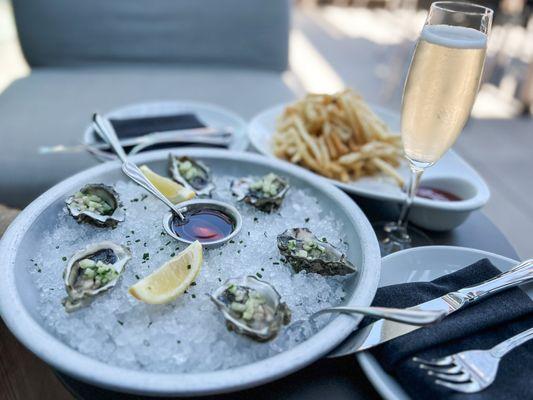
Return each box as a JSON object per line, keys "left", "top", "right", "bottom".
{"left": 48, "top": 197, "right": 519, "bottom": 400}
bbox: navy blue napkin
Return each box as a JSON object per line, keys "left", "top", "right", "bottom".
{"left": 94, "top": 113, "right": 206, "bottom": 151}
{"left": 367, "top": 258, "right": 533, "bottom": 400}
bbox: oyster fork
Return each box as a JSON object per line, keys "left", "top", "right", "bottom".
{"left": 413, "top": 326, "right": 533, "bottom": 393}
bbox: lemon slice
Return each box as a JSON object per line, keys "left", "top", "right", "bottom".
{"left": 139, "top": 165, "right": 196, "bottom": 204}
{"left": 129, "top": 241, "right": 203, "bottom": 304}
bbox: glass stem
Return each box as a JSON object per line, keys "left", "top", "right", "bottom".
{"left": 397, "top": 163, "right": 424, "bottom": 229}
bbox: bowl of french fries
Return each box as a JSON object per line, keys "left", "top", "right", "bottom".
{"left": 272, "top": 89, "right": 405, "bottom": 187}
{"left": 247, "top": 88, "right": 491, "bottom": 232}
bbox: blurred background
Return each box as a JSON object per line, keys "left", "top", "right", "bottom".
{"left": 0, "top": 0, "right": 531, "bottom": 256}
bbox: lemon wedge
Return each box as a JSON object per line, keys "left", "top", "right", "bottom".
{"left": 129, "top": 241, "right": 203, "bottom": 304}
{"left": 139, "top": 165, "right": 195, "bottom": 204}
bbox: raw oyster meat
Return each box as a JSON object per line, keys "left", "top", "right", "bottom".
{"left": 168, "top": 155, "right": 215, "bottom": 197}
{"left": 66, "top": 184, "right": 124, "bottom": 227}
{"left": 230, "top": 173, "right": 289, "bottom": 213}
{"left": 63, "top": 241, "right": 131, "bottom": 312}
{"left": 277, "top": 228, "right": 357, "bottom": 276}
{"left": 211, "top": 276, "right": 291, "bottom": 342}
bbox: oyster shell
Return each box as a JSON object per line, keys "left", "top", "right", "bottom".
{"left": 230, "top": 173, "right": 289, "bottom": 213}
{"left": 66, "top": 184, "right": 124, "bottom": 227}
{"left": 277, "top": 228, "right": 357, "bottom": 276}
{"left": 168, "top": 155, "right": 215, "bottom": 197}
{"left": 211, "top": 276, "right": 291, "bottom": 342}
{"left": 63, "top": 241, "right": 131, "bottom": 312}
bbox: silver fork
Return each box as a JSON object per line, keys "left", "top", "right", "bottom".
{"left": 413, "top": 326, "right": 533, "bottom": 393}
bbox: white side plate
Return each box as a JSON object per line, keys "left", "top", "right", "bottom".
{"left": 248, "top": 103, "right": 490, "bottom": 231}
{"left": 357, "top": 246, "right": 530, "bottom": 400}
{"left": 84, "top": 100, "right": 249, "bottom": 154}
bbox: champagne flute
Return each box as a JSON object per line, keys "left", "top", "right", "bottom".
{"left": 376, "top": 1, "right": 493, "bottom": 255}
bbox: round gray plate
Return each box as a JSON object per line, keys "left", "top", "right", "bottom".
{"left": 357, "top": 246, "right": 528, "bottom": 400}
{"left": 0, "top": 149, "right": 380, "bottom": 396}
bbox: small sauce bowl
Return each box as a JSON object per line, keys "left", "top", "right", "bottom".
{"left": 163, "top": 199, "right": 242, "bottom": 248}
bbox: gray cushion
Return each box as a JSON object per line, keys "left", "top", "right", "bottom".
{"left": 12, "top": 0, "right": 290, "bottom": 71}
{"left": 0, "top": 66, "right": 295, "bottom": 207}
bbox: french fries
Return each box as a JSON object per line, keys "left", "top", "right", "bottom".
{"left": 273, "top": 89, "right": 404, "bottom": 186}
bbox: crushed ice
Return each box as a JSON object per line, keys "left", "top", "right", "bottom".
{"left": 28, "top": 175, "right": 351, "bottom": 372}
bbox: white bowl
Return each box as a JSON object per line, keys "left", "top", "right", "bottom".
{"left": 248, "top": 103, "right": 490, "bottom": 232}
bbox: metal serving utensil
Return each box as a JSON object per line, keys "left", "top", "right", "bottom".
{"left": 311, "top": 306, "right": 446, "bottom": 326}
{"left": 92, "top": 113, "right": 242, "bottom": 248}
{"left": 413, "top": 326, "right": 533, "bottom": 393}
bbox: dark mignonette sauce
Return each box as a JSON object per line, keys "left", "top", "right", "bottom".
{"left": 172, "top": 209, "right": 234, "bottom": 242}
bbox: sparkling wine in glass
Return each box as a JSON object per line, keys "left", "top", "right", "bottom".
{"left": 376, "top": 2, "right": 493, "bottom": 255}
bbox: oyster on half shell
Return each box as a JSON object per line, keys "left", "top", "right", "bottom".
{"left": 230, "top": 173, "right": 289, "bottom": 213}
{"left": 66, "top": 184, "right": 124, "bottom": 227}
{"left": 211, "top": 276, "right": 291, "bottom": 342}
{"left": 277, "top": 228, "right": 357, "bottom": 276}
{"left": 63, "top": 241, "right": 131, "bottom": 312}
{"left": 168, "top": 155, "right": 215, "bottom": 197}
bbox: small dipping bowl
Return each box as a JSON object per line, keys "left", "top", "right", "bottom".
{"left": 163, "top": 199, "right": 242, "bottom": 248}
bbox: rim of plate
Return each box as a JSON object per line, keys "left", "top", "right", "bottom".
{"left": 84, "top": 100, "right": 249, "bottom": 154}
{"left": 0, "top": 149, "right": 380, "bottom": 396}
{"left": 247, "top": 102, "right": 490, "bottom": 212}
{"left": 356, "top": 245, "right": 519, "bottom": 400}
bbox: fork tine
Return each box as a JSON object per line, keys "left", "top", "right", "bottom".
{"left": 435, "top": 379, "right": 482, "bottom": 393}
{"left": 428, "top": 370, "right": 471, "bottom": 383}
{"left": 412, "top": 356, "right": 454, "bottom": 367}
{"left": 420, "top": 363, "right": 463, "bottom": 374}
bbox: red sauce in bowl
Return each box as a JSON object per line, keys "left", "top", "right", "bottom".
{"left": 417, "top": 187, "right": 461, "bottom": 202}
{"left": 172, "top": 209, "right": 234, "bottom": 242}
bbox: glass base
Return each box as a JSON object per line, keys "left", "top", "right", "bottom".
{"left": 373, "top": 221, "right": 432, "bottom": 256}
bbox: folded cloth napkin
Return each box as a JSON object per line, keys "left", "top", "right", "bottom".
{"left": 95, "top": 113, "right": 206, "bottom": 151}
{"left": 366, "top": 258, "right": 533, "bottom": 400}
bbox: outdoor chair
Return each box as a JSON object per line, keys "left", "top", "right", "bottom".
{"left": 0, "top": 0, "right": 293, "bottom": 207}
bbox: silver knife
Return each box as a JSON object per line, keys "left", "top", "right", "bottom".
{"left": 328, "top": 258, "right": 533, "bottom": 357}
